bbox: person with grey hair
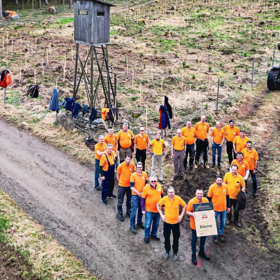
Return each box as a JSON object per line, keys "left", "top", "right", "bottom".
{"left": 117, "top": 122, "right": 134, "bottom": 163}
{"left": 172, "top": 129, "right": 187, "bottom": 180}
{"left": 210, "top": 121, "right": 225, "bottom": 169}
{"left": 94, "top": 135, "right": 106, "bottom": 191}
{"left": 157, "top": 186, "right": 186, "bottom": 260}
{"left": 141, "top": 176, "right": 163, "bottom": 243}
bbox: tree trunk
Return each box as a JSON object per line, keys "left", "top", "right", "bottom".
{"left": 16, "top": 0, "right": 19, "bottom": 5}
{"left": 22, "top": 0, "right": 24, "bottom": 10}
{"left": 38, "top": 0, "right": 42, "bottom": 8}
{"left": 45, "top": 0, "right": 49, "bottom": 5}
{"left": 0, "top": 0, "right": 2, "bottom": 18}
{"left": 69, "top": 0, "right": 73, "bottom": 9}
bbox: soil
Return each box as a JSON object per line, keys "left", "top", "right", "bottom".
{"left": 0, "top": 242, "right": 37, "bottom": 280}
{"left": 0, "top": 89, "right": 280, "bottom": 280}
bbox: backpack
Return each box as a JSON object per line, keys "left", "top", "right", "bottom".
{"left": 85, "top": 138, "right": 98, "bottom": 152}
{"left": 26, "top": 85, "right": 39, "bottom": 98}
{"left": 0, "top": 70, "right": 12, "bottom": 88}
{"left": 237, "top": 191, "right": 246, "bottom": 210}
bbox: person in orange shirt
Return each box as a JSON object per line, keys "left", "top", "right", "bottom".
{"left": 208, "top": 175, "right": 231, "bottom": 244}
{"left": 223, "top": 120, "right": 240, "bottom": 165}
{"left": 104, "top": 128, "right": 119, "bottom": 168}
{"left": 117, "top": 122, "right": 134, "bottom": 163}
{"left": 233, "top": 129, "right": 250, "bottom": 154}
{"left": 99, "top": 144, "right": 117, "bottom": 205}
{"left": 186, "top": 189, "right": 210, "bottom": 265}
{"left": 133, "top": 127, "right": 149, "bottom": 171}
{"left": 195, "top": 115, "right": 210, "bottom": 169}
{"left": 141, "top": 176, "right": 163, "bottom": 243}
{"left": 117, "top": 155, "right": 135, "bottom": 221}
{"left": 211, "top": 121, "right": 226, "bottom": 169}
{"left": 130, "top": 162, "right": 148, "bottom": 234}
{"left": 157, "top": 186, "right": 186, "bottom": 261}
{"left": 94, "top": 135, "right": 106, "bottom": 191}
{"left": 172, "top": 129, "right": 187, "bottom": 180}
{"left": 182, "top": 120, "right": 196, "bottom": 173}
{"left": 231, "top": 152, "right": 250, "bottom": 180}
{"left": 224, "top": 165, "right": 245, "bottom": 228}
{"left": 242, "top": 141, "right": 259, "bottom": 197}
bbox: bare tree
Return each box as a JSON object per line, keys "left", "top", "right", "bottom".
{"left": 22, "top": 0, "right": 24, "bottom": 10}
{"left": 45, "top": 0, "right": 49, "bottom": 5}
{"left": 15, "top": 0, "right": 19, "bottom": 5}
{"left": 0, "top": 0, "right": 2, "bottom": 18}
{"left": 39, "top": 0, "right": 42, "bottom": 8}
{"left": 69, "top": 0, "right": 73, "bottom": 9}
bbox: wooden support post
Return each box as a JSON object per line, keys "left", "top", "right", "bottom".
{"left": 4, "top": 88, "right": 7, "bottom": 104}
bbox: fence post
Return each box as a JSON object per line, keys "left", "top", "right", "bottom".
{"left": 216, "top": 78, "right": 219, "bottom": 111}
{"left": 272, "top": 45, "right": 276, "bottom": 67}
{"left": 251, "top": 59, "right": 255, "bottom": 90}
{"left": 4, "top": 88, "right": 7, "bottom": 104}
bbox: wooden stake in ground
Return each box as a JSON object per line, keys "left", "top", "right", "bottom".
{"left": 19, "top": 66, "right": 22, "bottom": 83}
{"left": 140, "top": 84, "right": 142, "bottom": 106}
{"left": 146, "top": 106, "right": 148, "bottom": 132}
{"left": 46, "top": 48, "right": 49, "bottom": 65}
{"left": 63, "top": 55, "right": 66, "bottom": 82}
{"left": 34, "top": 70, "right": 36, "bottom": 85}
{"left": 4, "top": 88, "right": 7, "bottom": 104}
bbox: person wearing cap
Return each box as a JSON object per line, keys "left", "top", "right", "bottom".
{"left": 104, "top": 128, "right": 119, "bottom": 168}
{"left": 141, "top": 176, "right": 163, "bottom": 243}
{"left": 94, "top": 135, "right": 106, "bottom": 191}
{"left": 242, "top": 141, "right": 259, "bottom": 197}
{"left": 172, "top": 129, "right": 187, "bottom": 180}
{"left": 130, "top": 162, "right": 148, "bottom": 234}
{"left": 186, "top": 189, "right": 210, "bottom": 265}
{"left": 149, "top": 132, "right": 166, "bottom": 184}
{"left": 223, "top": 120, "right": 240, "bottom": 165}
{"left": 117, "top": 155, "right": 135, "bottom": 221}
{"left": 211, "top": 121, "right": 226, "bottom": 169}
{"left": 117, "top": 122, "right": 134, "bottom": 163}
{"left": 133, "top": 127, "right": 150, "bottom": 171}
{"left": 233, "top": 129, "right": 250, "bottom": 154}
{"left": 157, "top": 186, "right": 186, "bottom": 261}
{"left": 224, "top": 164, "right": 245, "bottom": 227}
{"left": 207, "top": 175, "right": 231, "bottom": 244}
{"left": 195, "top": 115, "right": 210, "bottom": 169}
{"left": 99, "top": 144, "right": 117, "bottom": 205}
{"left": 182, "top": 120, "right": 196, "bottom": 174}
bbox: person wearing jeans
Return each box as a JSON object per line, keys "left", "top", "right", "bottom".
{"left": 187, "top": 189, "right": 210, "bottom": 265}
{"left": 157, "top": 187, "right": 186, "bottom": 261}
{"left": 94, "top": 135, "right": 106, "bottom": 191}
{"left": 130, "top": 162, "right": 148, "bottom": 234}
{"left": 149, "top": 132, "right": 166, "bottom": 184}
{"left": 141, "top": 176, "right": 163, "bottom": 243}
{"left": 211, "top": 121, "right": 225, "bottom": 169}
{"left": 133, "top": 127, "right": 149, "bottom": 171}
{"left": 208, "top": 175, "right": 231, "bottom": 244}
{"left": 242, "top": 141, "right": 259, "bottom": 197}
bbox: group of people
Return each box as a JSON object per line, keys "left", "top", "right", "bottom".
{"left": 92, "top": 115, "right": 259, "bottom": 264}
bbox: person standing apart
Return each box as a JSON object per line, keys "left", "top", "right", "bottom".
{"left": 242, "top": 141, "right": 259, "bottom": 197}
{"left": 233, "top": 129, "right": 250, "bottom": 154}
{"left": 94, "top": 135, "right": 106, "bottom": 191}
{"left": 172, "top": 129, "right": 186, "bottom": 181}
{"left": 99, "top": 144, "right": 117, "bottom": 205}
{"left": 133, "top": 127, "right": 149, "bottom": 171}
{"left": 182, "top": 120, "right": 196, "bottom": 174}
{"left": 223, "top": 120, "right": 240, "bottom": 165}
{"left": 130, "top": 162, "right": 148, "bottom": 234}
{"left": 211, "top": 121, "right": 226, "bottom": 169}
{"left": 195, "top": 115, "right": 210, "bottom": 169}
{"left": 141, "top": 176, "right": 163, "bottom": 243}
{"left": 208, "top": 175, "right": 231, "bottom": 244}
{"left": 117, "top": 156, "right": 135, "bottom": 221}
{"left": 157, "top": 186, "right": 186, "bottom": 261}
{"left": 149, "top": 132, "right": 166, "bottom": 184}
{"left": 186, "top": 189, "right": 210, "bottom": 265}
{"left": 104, "top": 128, "right": 118, "bottom": 168}
{"left": 117, "top": 122, "right": 134, "bottom": 163}
{"left": 224, "top": 165, "right": 245, "bottom": 227}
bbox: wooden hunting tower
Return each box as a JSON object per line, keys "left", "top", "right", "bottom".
{"left": 73, "top": 0, "right": 117, "bottom": 108}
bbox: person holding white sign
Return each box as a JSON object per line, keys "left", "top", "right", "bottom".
{"left": 186, "top": 189, "right": 210, "bottom": 265}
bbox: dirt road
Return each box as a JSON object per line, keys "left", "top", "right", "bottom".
{"left": 0, "top": 118, "right": 279, "bottom": 280}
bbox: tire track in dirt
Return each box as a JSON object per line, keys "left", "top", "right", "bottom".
{"left": 0, "top": 117, "right": 279, "bottom": 280}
